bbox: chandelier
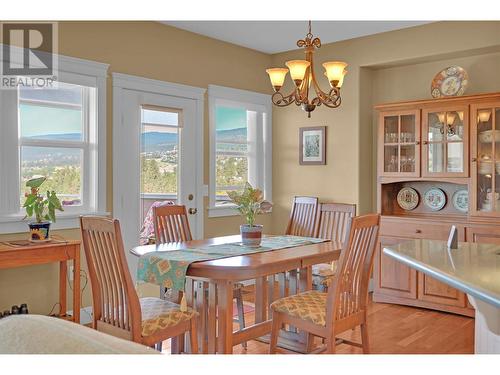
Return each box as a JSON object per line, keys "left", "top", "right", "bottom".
{"left": 266, "top": 21, "right": 348, "bottom": 118}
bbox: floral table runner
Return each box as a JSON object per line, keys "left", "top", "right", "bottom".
{"left": 137, "top": 235, "right": 328, "bottom": 292}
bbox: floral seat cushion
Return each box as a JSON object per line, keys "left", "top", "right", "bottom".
{"left": 140, "top": 297, "right": 197, "bottom": 337}
{"left": 270, "top": 290, "right": 327, "bottom": 327}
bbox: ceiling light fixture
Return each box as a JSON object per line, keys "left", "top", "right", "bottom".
{"left": 266, "top": 21, "right": 348, "bottom": 118}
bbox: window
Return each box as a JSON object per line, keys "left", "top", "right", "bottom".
{"left": 208, "top": 85, "right": 272, "bottom": 217}
{"left": 19, "top": 82, "right": 91, "bottom": 208}
{"left": 0, "top": 52, "right": 108, "bottom": 232}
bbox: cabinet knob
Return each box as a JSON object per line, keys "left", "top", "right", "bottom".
{"left": 415, "top": 141, "right": 420, "bottom": 145}
{"left": 415, "top": 229, "right": 422, "bottom": 233}
{"left": 471, "top": 158, "right": 477, "bottom": 162}
{"left": 422, "top": 141, "right": 428, "bottom": 145}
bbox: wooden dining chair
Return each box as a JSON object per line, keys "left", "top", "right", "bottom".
{"left": 152, "top": 204, "right": 248, "bottom": 349}
{"left": 283, "top": 196, "right": 319, "bottom": 310}
{"left": 80, "top": 216, "right": 198, "bottom": 353}
{"left": 312, "top": 203, "right": 356, "bottom": 291}
{"left": 269, "top": 213, "right": 380, "bottom": 354}
{"left": 153, "top": 204, "right": 193, "bottom": 243}
{"left": 285, "top": 196, "right": 319, "bottom": 237}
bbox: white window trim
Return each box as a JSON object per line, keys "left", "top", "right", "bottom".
{"left": 208, "top": 85, "right": 272, "bottom": 218}
{"left": 0, "top": 45, "right": 109, "bottom": 233}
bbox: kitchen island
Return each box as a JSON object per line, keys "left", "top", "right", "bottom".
{"left": 383, "top": 239, "right": 500, "bottom": 354}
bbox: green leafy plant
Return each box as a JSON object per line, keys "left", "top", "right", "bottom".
{"left": 23, "top": 176, "right": 64, "bottom": 223}
{"left": 227, "top": 182, "right": 272, "bottom": 227}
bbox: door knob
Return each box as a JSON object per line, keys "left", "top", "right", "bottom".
{"left": 188, "top": 208, "right": 197, "bottom": 215}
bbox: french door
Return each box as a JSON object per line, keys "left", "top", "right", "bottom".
{"left": 113, "top": 77, "right": 203, "bottom": 274}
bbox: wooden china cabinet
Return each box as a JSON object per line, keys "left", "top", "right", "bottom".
{"left": 374, "top": 92, "right": 500, "bottom": 317}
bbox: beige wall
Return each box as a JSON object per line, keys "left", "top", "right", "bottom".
{"left": 2, "top": 21, "right": 500, "bottom": 315}
{"left": 0, "top": 21, "right": 273, "bottom": 314}
{"left": 269, "top": 21, "right": 500, "bottom": 234}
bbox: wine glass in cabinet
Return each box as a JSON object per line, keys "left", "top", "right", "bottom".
{"left": 378, "top": 110, "right": 420, "bottom": 177}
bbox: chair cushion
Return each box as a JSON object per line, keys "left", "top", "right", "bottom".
{"left": 140, "top": 297, "right": 196, "bottom": 337}
{"left": 270, "top": 290, "right": 327, "bottom": 327}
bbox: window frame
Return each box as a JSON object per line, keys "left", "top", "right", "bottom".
{"left": 0, "top": 47, "right": 108, "bottom": 233}
{"left": 208, "top": 85, "right": 272, "bottom": 218}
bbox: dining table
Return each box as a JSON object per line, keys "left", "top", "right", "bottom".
{"left": 131, "top": 234, "right": 342, "bottom": 354}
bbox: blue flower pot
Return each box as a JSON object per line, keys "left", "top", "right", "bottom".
{"left": 28, "top": 221, "right": 51, "bottom": 242}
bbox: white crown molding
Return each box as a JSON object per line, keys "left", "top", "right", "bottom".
{"left": 112, "top": 72, "right": 206, "bottom": 100}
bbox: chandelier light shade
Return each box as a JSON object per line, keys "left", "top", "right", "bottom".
{"left": 285, "top": 60, "right": 310, "bottom": 85}
{"left": 266, "top": 21, "right": 348, "bottom": 118}
{"left": 266, "top": 68, "right": 289, "bottom": 91}
{"left": 322, "top": 61, "right": 347, "bottom": 88}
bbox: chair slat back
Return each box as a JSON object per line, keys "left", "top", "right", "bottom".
{"left": 327, "top": 214, "right": 380, "bottom": 323}
{"left": 80, "top": 216, "right": 141, "bottom": 341}
{"left": 153, "top": 205, "right": 192, "bottom": 243}
{"left": 315, "top": 203, "right": 356, "bottom": 242}
{"left": 285, "top": 196, "right": 319, "bottom": 237}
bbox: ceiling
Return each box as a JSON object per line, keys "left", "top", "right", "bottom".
{"left": 161, "top": 21, "right": 431, "bottom": 54}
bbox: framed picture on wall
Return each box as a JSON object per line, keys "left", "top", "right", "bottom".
{"left": 299, "top": 126, "right": 326, "bottom": 165}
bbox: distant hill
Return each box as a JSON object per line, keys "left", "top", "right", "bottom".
{"left": 22, "top": 127, "right": 248, "bottom": 161}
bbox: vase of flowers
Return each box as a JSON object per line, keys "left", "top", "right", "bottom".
{"left": 23, "top": 176, "right": 64, "bottom": 242}
{"left": 227, "top": 182, "right": 272, "bottom": 247}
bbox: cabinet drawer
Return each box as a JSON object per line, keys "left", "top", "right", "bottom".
{"left": 381, "top": 220, "right": 464, "bottom": 241}
{"left": 466, "top": 226, "right": 500, "bottom": 244}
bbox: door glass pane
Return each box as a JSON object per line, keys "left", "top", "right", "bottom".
{"left": 400, "top": 145, "right": 415, "bottom": 173}
{"left": 428, "top": 112, "right": 445, "bottom": 142}
{"left": 477, "top": 109, "right": 493, "bottom": 212}
{"left": 383, "top": 116, "right": 398, "bottom": 143}
{"left": 20, "top": 146, "right": 83, "bottom": 206}
{"left": 140, "top": 124, "right": 178, "bottom": 195}
{"left": 447, "top": 142, "right": 463, "bottom": 173}
{"left": 384, "top": 145, "right": 398, "bottom": 173}
{"left": 428, "top": 142, "right": 445, "bottom": 173}
{"left": 400, "top": 114, "right": 415, "bottom": 143}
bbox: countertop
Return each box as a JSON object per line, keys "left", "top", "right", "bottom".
{"left": 383, "top": 239, "right": 500, "bottom": 309}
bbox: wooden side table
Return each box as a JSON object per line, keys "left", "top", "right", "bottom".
{"left": 0, "top": 239, "right": 81, "bottom": 323}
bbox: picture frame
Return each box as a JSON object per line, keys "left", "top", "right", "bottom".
{"left": 299, "top": 126, "right": 326, "bottom": 165}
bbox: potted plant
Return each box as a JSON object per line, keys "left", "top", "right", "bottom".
{"left": 227, "top": 182, "right": 272, "bottom": 247}
{"left": 23, "top": 176, "right": 64, "bottom": 242}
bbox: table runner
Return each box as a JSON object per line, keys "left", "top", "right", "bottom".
{"left": 137, "top": 235, "right": 328, "bottom": 292}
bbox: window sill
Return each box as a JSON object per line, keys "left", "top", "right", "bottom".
{"left": 0, "top": 211, "right": 110, "bottom": 234}
{"left": 207, "top": 204, "right": 272, "bottom": 218}
{"left": 207, "top": 204, "right": 240, "bottom": 218}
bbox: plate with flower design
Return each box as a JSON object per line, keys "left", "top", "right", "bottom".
{"left": 431, "top": 66, "right": 468, "bottom": 98}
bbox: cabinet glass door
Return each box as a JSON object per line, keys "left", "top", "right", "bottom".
{"left": 380, "top": 111, "right": 420, "bottom": 176}
{"left": 473, "top": 106, "right": 500, "bottom": 214}
{"left": 423, "top": 108, "right": 468, "bottom": 177}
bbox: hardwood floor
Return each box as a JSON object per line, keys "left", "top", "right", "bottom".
{"left": 163, "top": 286, "right": 474, "bottom": 354}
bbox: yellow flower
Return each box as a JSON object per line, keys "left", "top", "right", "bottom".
{"left": 30, "top": 229, "right": 46, "bottom": 240}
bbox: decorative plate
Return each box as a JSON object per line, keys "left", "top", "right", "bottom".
{"left": 452, "top": 189, "right": 469, "bottom": 213}
{"left": 424, "top": 188, "right": 447, "bottom": 211}
{"left": 431, "top": 66, "right": 468, "bottom": 98}
{"left": 397, "top": 187, "right": 419, "bottom": 211}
